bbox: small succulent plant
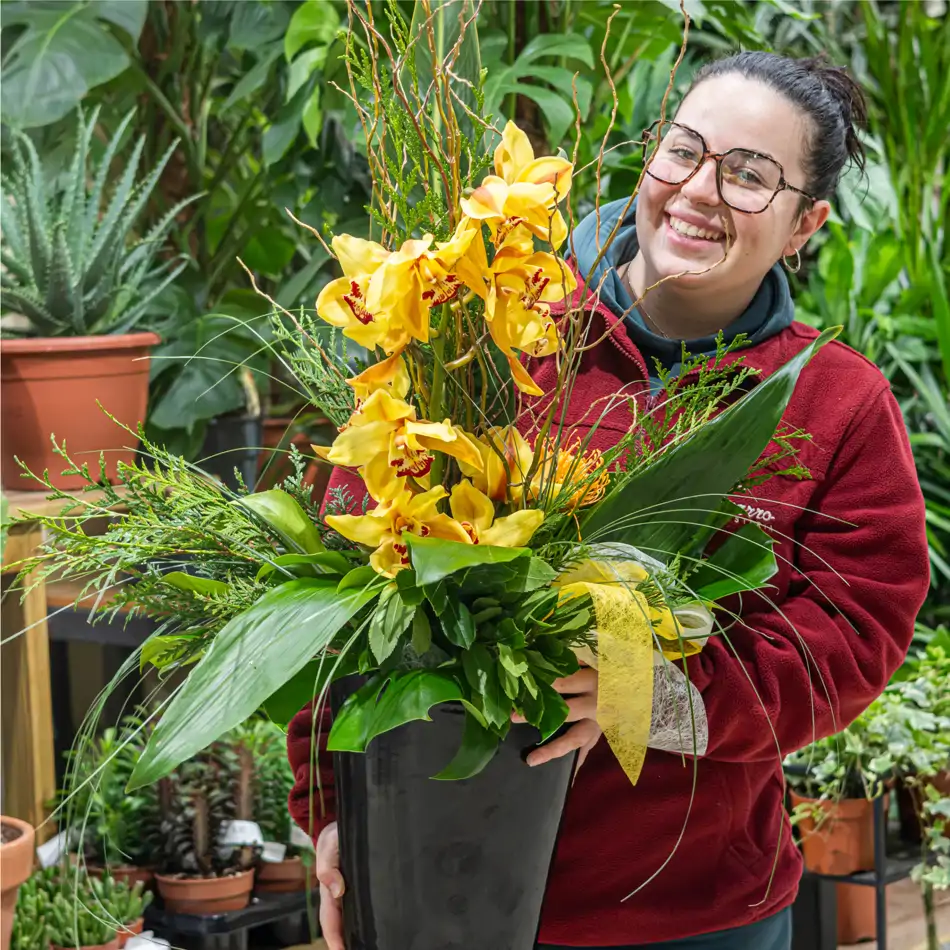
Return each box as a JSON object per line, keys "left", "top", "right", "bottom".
{"left": 0, "top": 107, "right": 197, "bottom": 338}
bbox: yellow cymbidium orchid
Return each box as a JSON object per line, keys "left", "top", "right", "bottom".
{"left": 455, "top": 230, "right": 576, "bottom": 395}
{"left": 531, "top": 436, "right": 610, "bottom": 512}
{"left": 317, "top": 228, "right": 476, "bottom": 353}
{"left": 314, "top": 390, "right": 483, "bottom": 492}
{"left": 347, "top": 350, "right": 411, "bottom": 408}
{"left": 325, "top": 484, "right": 471, "bottom": 577}
{"left": 449, "top": 480, "right": 544, "bottom": 547}
{"left": 460, "top": 122, "right": 572, "bottom": 249}
{"left": 459, "top": 425, "right": 534, "bottom": 503}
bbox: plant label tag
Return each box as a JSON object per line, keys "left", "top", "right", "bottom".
{"left": 217, "top": 820, "right": 264, "bottom": 847}
{"left": 290, "top": 824, "right": 315, "bottom": 850}
{"left": 37, "top": 830, "right": 72, "bottom": 868}
{"left": 125, "top": 933, "right": 171, "bottom": 950}
{"left": 261, "top": 841, "right": 287, "bottom": 863}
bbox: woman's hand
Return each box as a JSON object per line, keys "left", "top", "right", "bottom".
{"left": 514, "top": 666, "right": 603, "bottom": 769}
{"left": 316, "top": 822, "right": 346, "bottom": 950}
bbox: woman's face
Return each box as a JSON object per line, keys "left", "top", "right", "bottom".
{"left": 635, "top": 73, "right": 830, "bottom": 294}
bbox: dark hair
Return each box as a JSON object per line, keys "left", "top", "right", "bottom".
{"left": 687, "top": 51, "right": 868, "bottom": 200}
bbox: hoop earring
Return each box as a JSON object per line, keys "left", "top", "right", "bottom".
{"left": 783, "top": 247, "right": 802, "bottom": 273}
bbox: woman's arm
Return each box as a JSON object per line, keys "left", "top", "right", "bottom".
{"left": 687, "top": 387, "right": 930, "bottom": 762}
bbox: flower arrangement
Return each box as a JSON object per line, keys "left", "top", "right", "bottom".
{"left": 13, "top": 1, "right": 834, "bottom": 798}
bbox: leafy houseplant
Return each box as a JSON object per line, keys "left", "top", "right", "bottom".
{"left": 153, "top": 739, "right": 258, "bottom": 915}
{"left": 63, "top": 718, "right": 161, "bottom": 882}
{"left": 19, "top": 3, "right": 835, "bottom": 947}
{"left": 89, "top": 874, "right": 153, "bottom": 949}
{"left": 0, "top": 107, "right": 195, "bottom": 490}
{"left": 8, "top": 868, "right": 53, "bottom": 950}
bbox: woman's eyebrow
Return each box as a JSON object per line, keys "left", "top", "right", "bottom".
{"left": 677, "top": 121, "right": 782, "bottom": 164}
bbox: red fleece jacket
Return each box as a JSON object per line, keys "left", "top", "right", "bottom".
{"left": 287, "top": 286, "right": 929, "bottom": 945}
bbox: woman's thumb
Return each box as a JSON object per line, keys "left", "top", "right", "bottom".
{"left": 319, "top": 866, "right": 346, "bottom": 899}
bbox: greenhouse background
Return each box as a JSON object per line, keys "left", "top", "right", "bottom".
{"left": 0, "top": 1, "right": 948, "bottom": 949}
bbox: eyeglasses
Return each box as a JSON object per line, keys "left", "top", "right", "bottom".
{"left": 641, "top": 120, "right": 817, "bottom": 214}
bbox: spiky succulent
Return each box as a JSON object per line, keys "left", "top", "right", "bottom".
{"left": 0, "top": 107, "right": 197, "bottom": 337}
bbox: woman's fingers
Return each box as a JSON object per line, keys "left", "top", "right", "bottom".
{"left": 319, "top": 881, "right": 346, "bottom": 950}
{"left": 551, "top": 668, "right": 598, "bottom": 694}
{"left": 526, "top": 719, "right": 602, "bottom": 767}
{"left": 563, "top": 693, "right": 597, "bottom": 722}
{"left": 316, "top": 822, "right": 345, "bottom": 949}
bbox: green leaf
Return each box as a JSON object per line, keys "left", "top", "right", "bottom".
{"left": 229, "top": 0, "right": 288, "bottom": 50}
{"left": 432, "top": 713, "right": 499, "bottom": 780}
{"left": 262, "top": 89, "right": 305, "bottom": 166}
{"left": 161, "top": 571, "right": 229, "bottom": 597}
{"left": 92, "top": 0, "right": 147, "bottom": 39}
{"left": 499, "top": 644, "right": 529, "bottom": 678}
{"left": 339, "top": 565, "right": 380, "bottom": 592}
{"left": 580, "top": 329, "right": 838, "bottom": 558}
{"left": 424, "top": 579, "right": 449, "bottom": 614}
{"left": 411, "top": 610, "right": 432, "bottom": 655}
{"left": 364, "top": 670, "right": 463, "bottom": 747}
{"left": 238, "top": 489, "right": 324, "bottom": 555}
{"left": 302, "top": 86, "right": 323, "bottom": 147}
{"left": 256, "top": 551, "right": 353, "bottom": 582}
{"left": 536, "top": 679, "right": 569, "bottom": 741}
{"left": 285, "top": 0, "right": 340, "bottom": 61}
{"left": 0, "top": 6, "right": 133, "bottom": 129}
{"left": 460, "top": 557, "right": 557, "bottom": 596}
{"left": 516, "top": 32, "right": 595, "bottom": 68}
{"left": 325, "top": 674, "right": 386, "bottom": 753}
{"left": 462, "top": 644, "right": 509, "bottom": 728}
{"left": 442, "top": 599, "right": 475, "bottom": 650}
{"left": 691, "top": 523, "right": 777, "bottom": 602}
{"left": 369, "top": 585, "right": 416, "bottom": 664}
{"left": 407, "top": 533, "right": 529, "bottom": 586}
{"left": 287, "top": 47, "right": 327, "bottom": 101}
{"left": 262, "top": 650, "right": 360, "bottom": 727}
{"left": 129, "top": 578, "right": 378, "bottom": 787}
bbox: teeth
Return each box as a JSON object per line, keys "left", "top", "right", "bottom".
{"left": 669, "top": 215, "right": 723, "bottom": 241}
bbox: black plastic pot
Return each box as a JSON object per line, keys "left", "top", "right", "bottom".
{"left": 198, "top": 413, "right": 263, "bottom": 491}
{"left": 331, "top": 682, "right": 574, "bottom": 950}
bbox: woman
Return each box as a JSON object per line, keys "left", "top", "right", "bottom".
{"left": 288, "top": 52, "right": 929, "bottom": 949}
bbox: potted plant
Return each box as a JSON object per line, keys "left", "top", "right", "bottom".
{"left": 89, "top": 873, "right": 153, "bottom": 949}
{"left": 62, "top": 718, "right": 161, "bottom": 887}
{"left": 9, "top": 868, "right": 54, "bottom": 950}
{"left": 1, "top": 817, "right": 36, "bottom": 950}
{"left": 153, "top": 741, "right": 258, "bottom": 915}
{"left": 0, "top": 108, "right": 195, "bottom": 490}
{"left": 239, "top": 720, "right": 316, "bottom": 894}
{"left": 47, "top": 887, "right": 118, "bottom": 950}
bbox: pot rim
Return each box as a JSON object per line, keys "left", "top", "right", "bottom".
{"left": 0, "top": 815, "right": 36, "bottom": 893}
{"left": 1, "top": 332, "right": 161, "bottom": 355}
{"left": 154, "top": 868, "right": 255, "bottom": 885}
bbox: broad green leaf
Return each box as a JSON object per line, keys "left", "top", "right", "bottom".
{"left": 364, "top": 670, "right": 463, "bottom": 747}
{"left": 462, "top": 644, "right": 509, "bottom": 728}
{"left": 442, "top": 599, "right": 475, "bottom": 650}
{"left": 256, "top": 551, "right": 353, "bottom": 582}
{"left": 517, "top": 33, "right": 595, "bottom": 68}
{"left": 262, "top": 88, "right": 306, "bottom": 166}
{"left": 691, "top": 523, "right": 777, "bottom": 602}
{"left": 263, "top": 650, "right": 360, "bottom": 727}
{"left": 536, "top": 679, "right": 569, "bottom": 741}
{"left": 285, "top": 0, "right": 340, "bottom": 61}
{"left": 161, "top": 571, "right": 229, "bottom": 597}
{"left": 129, "top": 579, "right": 378, "bottom": 787}
{"left": 411, "top": 610, "right": 432, "bottom": 655}
{"left": 339, "top": 565, "right": 380, "bottom": 592}
{"left": 302, "top": 86, "right": 323, "bottom": 146}
{"left": 239, "top": 489, "right": 324, "bottom": 554}
{"left": 228, "top": 0, "right": 288, "bottom": 50}
{"left": 369, "top": 585, "right": 416, "bottom": 664}
{"left": 407, "top": 533, "right": 529, "bottom": 586}
{"left": 223, "top": 44, "right": 282, "bottom": 110}
{"left": 499, "top": 644, "right": 529, "bottom": 678}
{"left": 459, "top": 556, "right": 557, "bottom": 596}
{"left": 325, "top": 674, "right": 386, "bottom": 752}
{"left": 580, "top": 329, "right": 838, "bottom": 558}
{"left": 0, "top": 7, "right": 131, "bottom": 129}
{"left": 287, "top": 47, "right": 327, "bottom": 101}
{"left": 424, "top": 579, "right": 449, "bottom": 614}
{"left": 92, "top": 0, "right": 147, "bottom": 38}
{"left": 433, "top": 713, "right": 500, "bottom": 780}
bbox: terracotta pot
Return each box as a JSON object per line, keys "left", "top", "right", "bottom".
{"left": 255, "top": 856, "right": 317, "bottom": 894}
{"left": 1, "top": 333, "right": 159, "bottom": 491}
{"left": 52, "top": 940, "right": 119, "bottom": 950}
{"left": 155, "top": 869, "right": 254, "bottom": 915}
{"left": 116, "top": 916, "right": 144, "bottom": 949}
{"left": 790, "top": 790, "right": 886, "bottom": 875}
{"left": 0, "top": 816, "right": 35, "bottom": 950}
{"left": 835, "top": 882, "right": 876, "bottom": 945}
{"left": 88, "top": 863, "right": 155, "bottom": 890}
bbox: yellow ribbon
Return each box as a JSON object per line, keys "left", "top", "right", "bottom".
{"left": 555, "top": 553, "right": 712, "bottom": 786}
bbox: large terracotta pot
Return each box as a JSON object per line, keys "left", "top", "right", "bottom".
{"left": 1, "top": 333, "right": 159, "bottom": 491}
{"left": 835, "top": 882, "right": 876, "bottom": 945}
{"left": 154, "top": 869, "right": 254, "bottom": 915}
{"left": 0, "top": 816, "right": 35, "bottom": 950}
{"left": 255, "top": 856, "right": 317, "bottom": 894}
{"left": 790, "top": 790, "right": 886, "bottom": 875}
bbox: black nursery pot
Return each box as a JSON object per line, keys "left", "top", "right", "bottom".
{"left": 331, "top": 680, "right": 575, "bottom": 950}
{"left": 198, "top": 413, "right": 263, "bottom": 491}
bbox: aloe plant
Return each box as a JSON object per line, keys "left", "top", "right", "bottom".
{"left": 0, "top": 107, "right": 197, "bottom": 338}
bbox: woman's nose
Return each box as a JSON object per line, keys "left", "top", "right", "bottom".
{"left": 679, "top": 158, "right": 721, "bottom": 207}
